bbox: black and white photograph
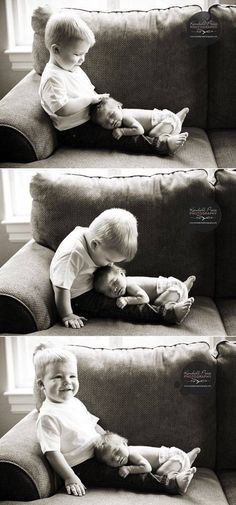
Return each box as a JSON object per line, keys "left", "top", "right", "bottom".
{"left": 0, "top": 0, "right": 236, "bottom": 168}
{"left": 0, "top": 335, "right": 236, "bottom": 504}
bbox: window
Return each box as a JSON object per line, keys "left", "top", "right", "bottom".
{"left": 4, "top": 335, "right": 224, "bottom": 413}
{"left": 5, "top": 0, "right": 218, "bottom": 69}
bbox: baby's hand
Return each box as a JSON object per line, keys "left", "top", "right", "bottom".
{"left": 116, "top": 297, "right": 128, "bottom": 309}
{"left": 119, "top": 466, "right": 130, "bottom": 478}
{"left": 62, "top": 314, "right": 87, "bottom": 329}
{"left": 65, "top": 476, "right": 86, "bottom": 496}
{"left": 112, "top": 128, "right": 123, "bottom": 140}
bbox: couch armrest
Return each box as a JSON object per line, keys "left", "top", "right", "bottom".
{"left": 0, "top": 71, "right": 58, "bottom": 162}
{"left": 0, "top": 411, "right": 61, "bottom": 500}
{"left": 0, "top": 240, "right": 57, "bottom": 333}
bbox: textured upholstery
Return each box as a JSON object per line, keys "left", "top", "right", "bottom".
{"left": 30, "top": 170, "right": 215, "bottom": 296}
{"left": 215, "top": 169, "right": 236, "bottom": 297}
{"left": 217, "top": 471, "right": 236, "bottom": 505}
{"left": 216, "top": 299, "right": 236, "bottom": 337}
{"left": 0, "top": 343, "right": 217, "bottom": 501}
{"left": 208, "top": 5, "right": 236, "bottom": 129}
{"left": 208, "top": 130, "right": 236, "bottom": 169}
{"left": 216, "top": 341, "right": 236, "bottom": 470}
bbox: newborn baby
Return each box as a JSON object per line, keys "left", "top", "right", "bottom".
{"left": 93, "top": 264, "right": 195, "bottom": 324}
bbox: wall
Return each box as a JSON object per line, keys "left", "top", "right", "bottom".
{"left": 0, "top": 338, "right": 25, "bottom": 437}
{"left": 0, "top": 173, "right": 26, "bottom": 266}
{"left": 0, "top": 2, "right": 28, "bottom": 100}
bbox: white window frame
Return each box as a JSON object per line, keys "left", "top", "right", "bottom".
{"left": 5, "top": 0, "right": 218, "bottom": 71}
{"left": 4, "top": 335, "right": 226, "bottom": 413}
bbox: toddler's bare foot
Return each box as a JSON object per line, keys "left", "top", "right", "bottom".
{"left": 187, "top": 447, "right": 201, "bottom": 466}
{"left": 176, "top": 107, "right": 189, "bottom": 124}
{"left": 174, "top": 297, "right": 194, "bottom": 324}
{"left": 176, "top": 467, "right": 196, "bottom": 495}
{"left": 167, "top": 132, "right": 188, "bottom": 154}
{"left": 184, "top": 275, "right": 196, "bottom": 293}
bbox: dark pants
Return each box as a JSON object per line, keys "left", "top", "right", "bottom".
{"left": 57, "top": 121, "right": 170, "bottom": 156}
{"left": 73, "top": 457, "right": 179, "bottom": 495}
{"left": 71, "top": 289, "right": 177, "bottom": 325}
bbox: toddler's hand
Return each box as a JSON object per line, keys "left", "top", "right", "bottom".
{"left": 116, "top": 297, "right": 128, "bottom": 309}
{"left": 65, "top": 476, "right": 86, "bottom": 496}
{"left": 119, "top": 466, "right": 130, "bottom": 478}
{"left": 112, "top": 128, "right": 123, "bottom": 140}
{"left": 62, "top": 314, "right": 87, "bottom": 329}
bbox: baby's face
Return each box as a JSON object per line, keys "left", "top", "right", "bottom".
{"left": 103, "top": 442, "right": 129, "bottom": 467}
{"left": 54, "top": 39, "right": 90, "bottom": 71}
{"left": 96, "top": 104, "right": 123, "bottom": 130}
{"left": 98, "top": 269, "right": 127, "bottom": 298}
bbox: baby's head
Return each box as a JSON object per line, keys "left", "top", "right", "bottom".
{"left": 33, "top": 344, "right": 79, "bottom": 405}
{"left": 45, "top": 12, "right": 95, "bottom": 71}
{"left": 87, "top": 208, "right": 138, "bottom": 267}
{"left": 94, "top": 431, "right": 129, "bottom": 467}
{"left": 94, "top": 264, "right": 127, "bottom": 298}
{"left": 90, "top": 96, "right": 123, "bottom": 130}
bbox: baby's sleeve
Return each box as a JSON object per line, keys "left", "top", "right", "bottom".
{"left": 37, "top": 415, "right": 61, "bottom": 454}
{"left": 41, "top": 77, "right": 68, "bottom": 114}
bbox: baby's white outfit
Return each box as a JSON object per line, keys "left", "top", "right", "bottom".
{"left": 156, "top": 276, "right": 188, "bottom": 302}
{"left": 39, "top": 62, "right": 96, "bottom": 130}
{"left": 151, "top": 109, "right": 182, "bottom": 135}
{"left": 37, "top": 397, "right": 100, "bottom": 467}
{"left": 50, "top": 226, "right": 97, "bottom": 298}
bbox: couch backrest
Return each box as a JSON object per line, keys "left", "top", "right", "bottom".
{"left": 216, "top": 340, "right": 236, "bottom": 470}
{"left": 215, "top": 169, "right": 236, "bottom": 297}
{"left": 32, "top": 6, "right": 208, "bottom": 128}
{"left": 208, "top": 5, "right": 236, "bottom": 129}
{"left": 30, "top": 170, "right": 216, "bottom": 296}
{"left": 71, "top": 342, "right": 216, "bottom": 468}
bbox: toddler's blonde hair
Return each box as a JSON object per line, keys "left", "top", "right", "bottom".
{"left": 33, "top": 343, "right": 77, "bottom": 379}
{"left": 89, "top": 208, "right": 138, "bottom": 262}
{"left": 45, "top": 11, "right": 95, "bottom": 50}
{"left": 94, "top": 431, "right": 128, "bottom": 462}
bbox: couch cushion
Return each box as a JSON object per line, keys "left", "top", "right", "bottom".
{"left": 208, "top": 5, "right": 236, "bottom": 129}
{"left": 32, "top": 6, "right": 207, "bottom": 128}
{"left": 30, "top": 170, "right": 216, "bottom": 296}
{"left": 0, "top": 128, "right": 217, "bottom": 169}
{"left": 66, "top": 343, "right": 216, "bottom": 468}
{"left": 217, "top": 471, "right": 236, "bottom": 505}
{"left": 215, "top": 169, "right": 236, "bottom": 297}
{"left": 26, "top": 297, "right": 226, "bottom": 337}
{"left": 216, "top": 299, "right": 236, "bottom": 336}
{"left": 216, "top": 341, "right": 236, "bottom": 469}
{"left": 0, "top": 469, "right": 229, "bottom": 505}
{"left": 208, "top": 130, "right": 236, "bottom": 168}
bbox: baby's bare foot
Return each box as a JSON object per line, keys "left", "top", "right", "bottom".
{"left": 167, "top": 132, "right": 188, "bottom": 154}
{"left": 176, "top": 467, "right": 196, "bottom": 495}
{"left": 184, "top": 275, "right": 196, "bottom": 293}
{"left": 176, "top": 107, "right": 189, "bottom": 124}
{"left": 187, "top": 447, "right": 201, "bottom": 466}
{"left": 175, "top": 297, "right": 194, "bottom": 324}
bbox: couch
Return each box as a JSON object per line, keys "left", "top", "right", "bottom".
{"left": 0, "top": 4, "right": 236, "bottom": 168}
{"left": 0, "top": 340, "right": 236, "bottom": 504}
{"left": 0, "top": 168, "right": 235, "bottom": 336}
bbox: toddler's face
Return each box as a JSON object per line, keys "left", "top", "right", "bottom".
{"left": 102, "top": 442, "right": 129, "bottom": 467}
{"left": 41, "top": 359, "right": 79, "bottom": 403}
{"left": 54, "top": 39, "right": 90, "bottom": 71}
{"left": 98, "top": 269, "right": 127, "bottom": 298}
{"left": 96, "top": 104, "right": 123, "bottom": 130}
{"left": 90, "top": 242, "right": 126, "bottom": 267}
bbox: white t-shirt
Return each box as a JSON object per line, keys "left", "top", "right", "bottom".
{"left": 50, "top": 226, "right": 97, "bottom": 299}
{"left": 37, "top": 397, "right": 100, "bottom": 467}
{"left": 39, "top": 62, "right": 96, "bottom": 130}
